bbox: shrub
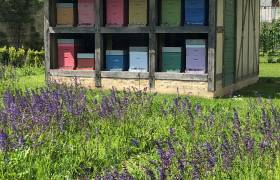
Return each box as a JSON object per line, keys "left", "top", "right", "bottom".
{"left": 8, "top": 47, "right": 25, "bottom": 67}
{"left": 0, "top": 46, "right": 45, "bottom": 67}
{"left": 25, "top": 49, "right": 45, "bottom": 67}
{"left": 0, "top": 46, "right": 9, "bottom": 65}
{"left": 267, "top": 56, "right": 274, "bottom": 63}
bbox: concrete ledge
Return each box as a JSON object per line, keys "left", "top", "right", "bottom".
{"left": 214, "top": 76, "right": 259, "bottom": 97}
{"left": 101, "top": 78, "right": 150, "bottom": 90}
{"left": 154, "top": 80, "right": 214, "bottom": 98}
{"left": 50, "top": 76, "right": 96, "bottom": 89}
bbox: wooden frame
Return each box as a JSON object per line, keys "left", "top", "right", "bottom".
{"left": 45, "top": 0, "right": 255, "bottom": 94}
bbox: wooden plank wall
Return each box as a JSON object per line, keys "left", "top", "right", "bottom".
{"left": 235, "top": 0, "right": 260, "bottom": 81}
{"left": 215, "top": 0, "right": 224, "bottom": 89}
{"left": 215, "top": 0, "right": 260, "bottom": 91}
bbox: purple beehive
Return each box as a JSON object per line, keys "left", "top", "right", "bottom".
{"left": 185, "top": 39, "right": 206, "bottom": 74}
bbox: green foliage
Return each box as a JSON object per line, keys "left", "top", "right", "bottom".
{"left": 0, "top": 0, "right": 43, "bottom": 47}
{"left": 0, "top": 47, "right": 44, "bottom": 67}
{"left": 0, "top": 32, "right": 8, "bottom": 47}
{"left": 25, "top": 49, "right": 45, "bottom": 67}
{"left": 0, "top": 64, "right": 278, "bottom": 179}
{"left": 260, "top": 20, "right": 280, "bottom": 53}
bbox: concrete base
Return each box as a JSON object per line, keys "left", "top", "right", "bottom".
{"left": 214, "top": 76, "right": 259, "bottom": 97}
{"left": 50, "top": 76, "right": 96, "bottom": 89}
{"left": 48, "top": 75, "right": 259, "bottom": 98}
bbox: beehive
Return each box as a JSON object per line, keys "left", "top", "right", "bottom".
{"left": 46, "top": 0, "right": 261, "bottom": 97}
{"left": 78, "top": 0, "right": 95, "bottom": 26}
{"left": 106, "top": 0, "right": 125, "bottom": 26}
{"left": 106, "top": 50, "right": 128, "bottom": 71}
{"left": 161, "top": 0, "right": 181, "bottom": 26}
{"left": 185, "top": 0, "right": 206, "bottom": 25}
{"left": 77, "top": 53, "right": 95, "bottom": 70}
{"left": 129, "top": 0, "right": 148, "bottom": 26}
{"left": 129, "top": 47, "right": 148, "bottom": 72}
{"left": 185, "top": 39, "right": 206, "bottom": 74}
{"left": 57, "top": 39, "right": 78, "bottom": 70}
{"left": 162, "top": 47, "right": 182, "bottom": 73}
{"left": 56, "top": 3, "right": 75, "bottom": 26}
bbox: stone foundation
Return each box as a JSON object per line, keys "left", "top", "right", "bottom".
{"left": 154, "top": 80, "right": 214, "bottom": 98}
{"left": 50, "top": 76, "right": 96, "bottom": 89}
{"left": 101, "top": 78, "right": 150, "bottom": 90}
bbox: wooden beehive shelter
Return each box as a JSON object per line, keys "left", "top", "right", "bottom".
{"left": 45, "top": 0, "right": 260, "bottom": 98}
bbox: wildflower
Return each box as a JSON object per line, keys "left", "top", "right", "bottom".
{"left": 205, "top": 142, "right": 216, "bottom": 168}
{"left": 145, "top": 168, "right": 155, "bottom": 179}
{"left": 131, "top": 139, "right": 139, "bottom": 147}
{"left": 243, "top": 136, "right": 255, "bottom": 153}
{"left": 158, "top": 167, "right": 166, "bottom": 180}
{"left": 178, "top": 150, "right": 187, "bottom": 176}
{"left": 169, "top": 128, "right": 175, "bottom": 136}
{"left": 0, "top": 132, "right": 8, "bottom": 151}
{"left": 195, "top": 104, "right": 201, "bottom": 114}
{"left": 259, "top": 140, "right": 269, "bottom": 150}
{"left": 233, "top": 109, "right": 241, "bottom": 133}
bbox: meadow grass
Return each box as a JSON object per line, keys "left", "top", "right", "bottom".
{"left": 0, "top": 64, "right": 279, "bottom": 179}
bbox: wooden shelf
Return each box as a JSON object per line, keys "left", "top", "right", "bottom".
{"left": 49, "top": 27, "right": 96, "bottom": 34}
{"left": 49, "top": 69, "right": 95, "bottom": 77}
{"left": 49, "top": 26, "right": 208, "bottom": 34}
{"left": 155, "top": 72, "right": 208, "bottom": 81}
{"left": 100, "top": 26, "right": 150, "bottom": 34}
{"left": 101, "top": 71, "right": 149, "bottom": 79}
{"left": 155, "top": 26, "right": 209, "bottom": 34}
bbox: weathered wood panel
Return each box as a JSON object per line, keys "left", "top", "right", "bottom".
{"left": 235, "top": 0, "right": 260, "bottom": 81}
{"left": 215, "top": 0, "right": 224, "bottom": 89}
{"left": 223, "top": 0, "right": 236, "bottom": 86}
{"left": 208, "top": 0, "right": 216, "bottom": 91}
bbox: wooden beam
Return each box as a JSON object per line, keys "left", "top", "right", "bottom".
{"left": 148, "top": 0, "right": 157, "bottom": 89}
{"left": 44, "top": 0, "right": 50, "bottom": 84}
{"left": 208, "top": 0, "right": 217, "bottom": 91}
{"left": 100, "top": 27, "right": 150, "bottom": 33}
{"left": 155, "top": 26, "right": 209, "bottom": 34}
{"left": 155, "top": 72, "right": 208, "bottom": 82}
{"left": 95, "top": 0, "right": 103, "bottom": 87}
{"left": 49, "top": 70, "right": 96, "bottom": 78}
{"left": 101, "top": 71, "right": 149, "bottom": 79}
{"left": 49, "top": 27, "right": 96, "bottom": 34}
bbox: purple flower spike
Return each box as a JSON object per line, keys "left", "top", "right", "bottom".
{"left": 233, "top": 109, "right": 241, "bottom": 133}
{"left": 0, "top": 132, "right": 8, "bottom": 151}
{"left": 260, "top": 140, "right": 269, "bottom": 150}
{"left": 131, "top": 139, "right": 139, "bottom": 147}
{"left": 145, "top": 168, "right": 155, "bottom": 179}
{"left": 169, "top": 128, "right": 175, "bottom": 136}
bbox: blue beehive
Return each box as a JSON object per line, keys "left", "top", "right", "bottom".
{"left": 185, "top": 0, "right": 206, "bottom": 25}
{"left": 106, "top": 50, "right": 128, "bottom": 71}
{"left": 129, "top": 47, "right": 148, "bottom": 72}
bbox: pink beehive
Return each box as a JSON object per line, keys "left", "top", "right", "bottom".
{"left": 78, "top": 0, "right": 95, "bottom": 26}
{"left": 57, "top": 39, "right": 78, "bottom": 70}
{"left": 106, "top": 0, "right": 125, "bottom": 26}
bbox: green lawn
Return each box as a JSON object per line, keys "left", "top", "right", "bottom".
{"left": 0, "top": 64, "right": 279, "bottom": 179}
{"left": 237, "top": 63, "right": 280, "bottom": 99}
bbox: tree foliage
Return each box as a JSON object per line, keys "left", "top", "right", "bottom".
{"left": 0, "top": 0, "right": 43, "bottom": 48}
{"left": 260, "top": 20, "right": 280, "bottom": 53}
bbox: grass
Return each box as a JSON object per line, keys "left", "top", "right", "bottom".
{"left": 0, "top": 64, "right": 279, "bottom": 179}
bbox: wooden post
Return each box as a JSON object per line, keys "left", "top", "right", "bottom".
{"left": 44, "top": 0, "right": 50, "bottom": 84}
{"left": 208, "top": 0, "right": 217, "bottom": 91}
{"left": 95, "top": 0, "right": 103, "bottom": 87}
{"left": 149, "top": 0, "right": 157, "bottom": 89}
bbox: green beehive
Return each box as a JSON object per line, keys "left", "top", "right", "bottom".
{"left": 162, "top": 47, "right": 182, "bottom": 72}
{"left": 129, "top": 0, "right": 148, "bottom": 26}
{"left": 161, "top": 0, "right": 181, "bottom": 26}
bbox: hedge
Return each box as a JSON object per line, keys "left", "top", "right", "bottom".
{"left": 0, "top": 46, "right": 45, "bottom": 67}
